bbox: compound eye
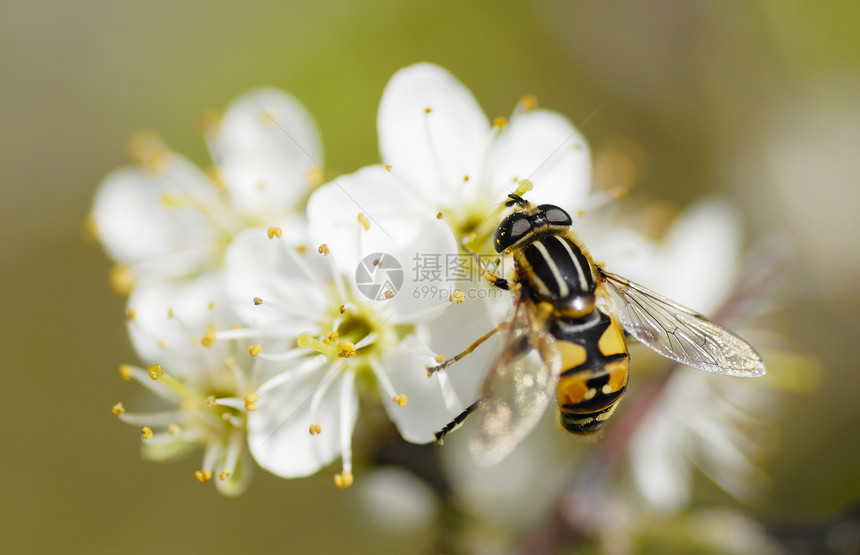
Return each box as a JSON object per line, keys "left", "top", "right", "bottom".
{"left": 494, "top": 213, "right": 532, "bottom": 252}
{"left": 538, "top": 204, "right": 572, "bottom": 226}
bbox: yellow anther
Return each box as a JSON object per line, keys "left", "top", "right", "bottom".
{"left": 318, "top": 243, "right": 330, "bottom": 256}
{"left": 611, "top": 185, "right": 629, "bottom": 200}
{"left": 384, "top": 290, "right": 393, "bottom": 299}
{"left": 392, "top": 394, "right": 407, "bottom": 407}
{"left": 337, "top": 340, "right": 357, "bottom": 358}
{"left": 493, "top": 116, "right": 507, "bottom": 129}
{"left": 208, "top": 301, "right": 215, "bottom": 310}
{"left": 449, "top": 289, "right": 465, "bottom": 304}
{"left": 206, "top": 396, "right": 217, "bottom": 407}
{"left": 339, "top": 305, "right": 346, "bottom": 314}
{"left": 249, "top": 344, "right": 262, "bottom": 358}
{"left": 334, "top": 471, "right": 354, "bottom": 489}
{"left": 357, "top": 212, "right": 371, "bottom": 231}
{"left": 119, "top": 364, "right": 133, "bottom": 380}
{"left": 195, "top": 470, "right": 212, "bottom": 483}
{"left": 463, "top": 175, "right": 470, "bottom": 182}
{"left": 199, "top": 111, "right": 221, "bottom": 137}
{"left": 424, "top": 107, "right": 432, "bottom": 114}
{"left": 110, "top": 265, "right": 135, "bottom": 296}
{"left": 307, "top": 165, "right": 325, "bottom": 189}
{"left": 322, "top": 331, "right": 339, "bottom": 345}
{"left": 520, "top": 94, "right": 539, "bottom": 111}
{"left": 244, "top": 393, "right": 260, "bottom": 411}
{"left": 166, "top": 307, "right": 175, "bottom": 319}
{"left": 148, "top": 364, "right": 164, "bottom": 381}
{"left": 111, "top": 402, "right": 125, "bottom": 415}
{"left": 141, "top": 427, "right": 153, "bottom": 440}
{"left": 384, "top": 165, "right": 392, "bottom": 172}
{"left": 167, "top": 423, "right": 181, "bottom": 436}
{"left": 253, "top": 297, "right": 263, "bottom": 306}
{"left": 435, "top": 354, "right": 445, "bottom": 363}
{"left": 219, "top": 471, "right": 231, "bottom": 481}
{"left": 267, "top": 226, "right": 282, "bottom": 239}
{"left": 201, "top": 328, "right": 216, "bottom": 347}
{"left": 576, "top": 210, "right": 586, "bottom": 218}
{"left": 296, "top": 245, "right": 308, "bottom": 255}
{"left": 436, "top": 211, "right": 444, "bottom": 219}
{"left": 127, "top": 131, "right": 169, "bottom": 174}
{"left": 125, "top": 309, "right": 136, "bottom": 322}
{"left": 309, "top": 424, "right": 322, "bottom": 435}
{"left": 572, "top": 143, "right": 582, "bottom": 150}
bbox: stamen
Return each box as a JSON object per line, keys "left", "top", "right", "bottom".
{"left": 449, "top": 289, "right": 465, "bottom": 304}
{"left": 309, "top": 424, "right": 322, "bottom": 435}
{"left": 148, "top": 364, "right": 164, "bottom": 381}
{"left": 141, "top": 427, "right": 153, "bottom": 440}
{"left": 369, "top": 359, "right": 404, "bottom": 408}
{"left": 436, "top": 212, "right": 444, "bottom": 219}
{"left": 201, "top": 326, "right": 216, "bottom": 347}
{"left": 338, "top": 370, "right": 356, "bottom": 478}
{"left": 253, "top": 297, "right": 263, "bottom": 305}
{"left": 109, "top": 265, "right": 135, "bottom": 295}
{"left": 339, "top": 305, "right": 346, "bottom": 314}
{"left": 168, "top": 423, "right": 181, "bottom": 436}
{"left": 199, "top": 111, "right": 221, "bottom": 138}
{"left": 307, "top": 165, "right": 325, "bottom": 189}
{"left": 520, "top": 94, "right": 539, "bottom": 111}
{"left": 249, "top": 344, "right": 262, "bottom": 358}
{"left": 493, "top": 116, "right": 507, "bottom": 129}
{"left": 111, "top": 402, "right": 125, "bottom": 415}
{"left": 82, "top": 212, "right": 99, "bottom": 241}
{"left": 384, "top": 165, "right": 392, "bottom": 172}
{"left": 119, "top": 364, "right": 133, "bottom": 380}
{"left": 126, "top": 309, "right": 136, "bottom": 321}
{"left": 424, "top": 107, "right": 432, "bottom": 114}
{"left": 244, "top": 393, "right": 260, "bottom": 411}
{"left": 267, "top": 227, "right": 282, "bottom": 239}
{"left": 195, "top": 470, "right": 212, "bottom": 483}
{"left": 127, "top": 131, "right": 169, "bottom": 174}
{"left": 334, "top": 471, "right": 354, "bottom": 489}
{"left": 392, "top": 394, "right": 408, "bottom": 407}
{"left": 357, "top": 213, "right": 371, "bottom": 231}
{"left": 322, "top": 332, "right": 339, "bottom": 345}
{"left": 219, "top": 471, "right": 231, "bottom": 481}
{"left": 318, "top": 243, "right": 330, "bottom": 256}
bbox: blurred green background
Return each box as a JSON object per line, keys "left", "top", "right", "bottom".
{"left": 3, "top": 0, "right": 860, "bottom": 552}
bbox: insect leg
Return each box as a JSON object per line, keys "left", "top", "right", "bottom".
{"left": 434, "top": 398, "right": 484, "bottom": 444}
{"left": 426, "top": 323, "right": 505, "bottom": 376}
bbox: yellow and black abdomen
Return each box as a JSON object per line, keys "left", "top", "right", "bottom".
{"left": 553, "top": 311, "right": 630, "bottom": 435}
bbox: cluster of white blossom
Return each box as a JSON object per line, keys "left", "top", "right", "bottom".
{"left": 93, "top": 63, "right": 771, "bottom": 506}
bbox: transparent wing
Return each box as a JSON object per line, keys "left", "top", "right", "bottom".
{"left": 598, "top": 269, "right": 765, "bottom": 377}
{"left": 468, "top": 296, "right": 562, "bottom": 467}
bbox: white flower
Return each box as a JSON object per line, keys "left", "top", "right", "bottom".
{"left": 91, "top": 88, "right": 322, "bottom": 335}
{"left": 219, "top": 220, "right": 459, "bottom": 486}
{"left": 309, "top": 62, "right": 592, "bottom": 258}
{"left": 111, "top": 336, "right": 266, "bottom": 497}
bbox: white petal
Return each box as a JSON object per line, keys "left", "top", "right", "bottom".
{"left": 488, "top": 109, "right": 592, "bottom": 211}
{"left": 92, "top": 158, "right": 219, "bottom": 271}
{"left": 628, "top": 404, "right": 691, "bottom": 512}
{"left": 380, "top": 336, "right": 457, "bottom": 444}
{"left": 248, "top": 364, "right": 357, "bottom": 478}
{"left": 307, "top": 165, "right": 430, "bottom": 273}
{"left": 215, "top": 88, "right": 323, "bottom": 222}
{"left": 224, "top": 227, "right": 329, "bottom": 329}
{"left": 378, "top": 63, "right": 490, "bottom": 196}
{"left": 126, "top": 272, "right": 234, "bottom": 375}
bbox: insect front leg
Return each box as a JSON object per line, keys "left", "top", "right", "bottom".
{"left": 426, "top": 323, "right": 505, "bottom": 376}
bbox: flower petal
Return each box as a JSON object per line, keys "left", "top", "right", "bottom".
{"left": 92, "top": 157, "right": 219, "bottom": 272}
{"left": 380, "top": 335, "right": 458, "bottom": 444}
{"left": 215, "top": 88, "right": 323, "bottom": 222}
{"left": 488, "top": 109, "right": 592, "bottom": 211}
{"left": 248, "top": 363, "right": 357, "bottom": 478}
{"left": 378, "top": 63, "right": 490, "bottom": 197}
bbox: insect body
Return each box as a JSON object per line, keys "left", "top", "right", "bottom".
{"left": 430, "top": 194, "right": 765, "bottom": 464}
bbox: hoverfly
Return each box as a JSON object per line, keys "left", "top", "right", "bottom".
{"left": 428, "top": 193, "right": 765, "bottom": 465}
